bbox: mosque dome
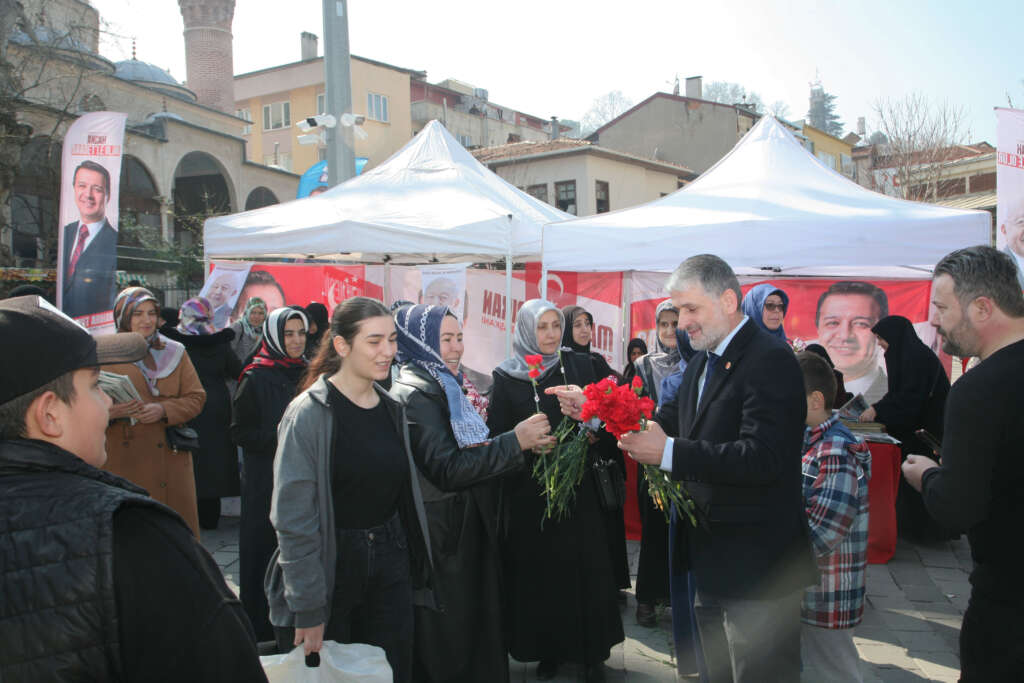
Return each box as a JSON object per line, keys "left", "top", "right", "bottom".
{"left": 114, "top": 58, "right": 196, "bottom": 102}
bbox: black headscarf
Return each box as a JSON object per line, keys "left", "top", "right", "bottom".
{"left": 304, "top": 302, "right": 329, "bottom": 356}
{"left": 623, "top": 338, "right": 648, "bottom": 381}
{"left": 561, "top": 304, "right": 620, "bottom": 382}
{"left": 870, "top": 315, "right": 950, "bottom": 437}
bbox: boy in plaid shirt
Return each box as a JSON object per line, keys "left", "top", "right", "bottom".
{"left": 797, "top": 352, "right": 871, "bottom": 683}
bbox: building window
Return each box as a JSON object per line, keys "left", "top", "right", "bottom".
{"left": 236, "top": 108, "right": 252, "bottom": 135}
{"left": 316, "top": 92, "right": 325, "bottom": 115}
{"left": 263, "top": 152, "right": 292, "bottom": 171}
{"left": 262, "top": 101, "right": 291, "bottom": 130}
{"left": 555, "top": 180, "right": 576, "bottom": 215}
{"left": 526, "top": 184, "right": 548, "bottom": 203}
{"left": 457, "top": 133, "right": 473, "bottom": 147}
{"left": 595, "top": 180, "right": 610, "bottom": 213}
{"left": 367, "top": 93, "right": 389, "bottom": 122}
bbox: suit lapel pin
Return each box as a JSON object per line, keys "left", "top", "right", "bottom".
{"left": 725, "top": 361, "right": 732, "bottom": 370}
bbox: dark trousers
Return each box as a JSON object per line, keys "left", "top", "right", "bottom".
{"left": 668, "top": 506, "right": 703, "bottom": 677}
{"left": 958, "top": 589, "right": 1024, "bottom": 682}
{"left": 693, "top": 587, "right": 802, "bottom": 683}
{"left": 275, "top": 513, "right": 414, "bottom": 683}
{"left": 197, "top": 497, "right": 220, "bottom": 530}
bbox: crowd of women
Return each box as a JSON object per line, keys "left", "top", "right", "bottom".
{"left": 96, "top": 279, "right": 952, "bottom": 682}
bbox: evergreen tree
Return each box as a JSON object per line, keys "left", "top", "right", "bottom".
{"left": 807, "top": 83, "right": 843, "bottom": 137}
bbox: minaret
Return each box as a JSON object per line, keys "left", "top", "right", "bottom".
{"left": 178, "top": 0, "right": 236, "bottom": 113}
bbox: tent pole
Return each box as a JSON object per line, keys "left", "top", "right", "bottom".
{"left": 383, "top": 262, "right": 391, "bottom": 305}
{"left": 620, "top": 270, "right": 632, "bottom": 366}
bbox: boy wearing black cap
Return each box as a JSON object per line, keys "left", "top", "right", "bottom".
{"left": 0, "top": 296, "right": 267, "bottom": 682}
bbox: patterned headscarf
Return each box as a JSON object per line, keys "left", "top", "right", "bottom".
{"left": 177, "top": 297, "right": 217, "bottom": 335}
{"left": 113, "top": 286, "right": 183, "bottom": 393}
{"left": 240, "top": 306, "right": 309, "bottom": 380}
{"left": 240, "top": 297, "right": 267, "bottom": 338}
{"left": 394, "top": 304, "right": 490, "bottom": 448}
{"left": 496, "top": 299, "right": 564, "bottom": 382}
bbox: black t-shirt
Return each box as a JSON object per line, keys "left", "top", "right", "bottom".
{"left": 113, "top": 506, "right": 267, "bottom": 682}
{"left": 327, "top": 382, "right": 408, "bottom": 529}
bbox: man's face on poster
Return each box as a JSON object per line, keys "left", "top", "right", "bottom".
{"left": 1001, "top": 199, "right": 1024, "bottom": 259}
{"left": 74, "top": 167, "right": 108, "bottom": 224}
{"left": 423, "top": 278, "right": 458, "bottom": 309}
{"left": 816, "top": 293, "right": 881, "bottom": 379}
{"left": 207, "top": 275, "right": 238, "bottom": 309}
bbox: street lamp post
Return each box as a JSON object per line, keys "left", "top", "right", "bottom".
{"left": 322, "top": 0, "right": 355, "bottom": 186}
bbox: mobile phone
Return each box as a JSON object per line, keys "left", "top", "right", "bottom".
{"left": 914, "top": 429, "right": 942, "bottom": 456}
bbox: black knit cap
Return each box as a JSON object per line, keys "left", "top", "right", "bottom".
{"left": 0, "top": 296, "right": 147, "bottom": 404}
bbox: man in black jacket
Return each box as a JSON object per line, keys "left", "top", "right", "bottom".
{"left": 0, "top": 295, "right": 267, "bottom": 682}
{"left": 617, "top": 254, "right": 817, "bottom": 682}
{"left": 902, "top": 245, "right": 1024, "bottom": 681}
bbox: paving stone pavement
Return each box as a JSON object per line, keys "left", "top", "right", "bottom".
{"left": 203, "top": 516, "right": 969, "bottom": 682}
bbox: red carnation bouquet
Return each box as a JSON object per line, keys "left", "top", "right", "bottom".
{"left": 580, "top": 376, "right": 696, "bottom": 526}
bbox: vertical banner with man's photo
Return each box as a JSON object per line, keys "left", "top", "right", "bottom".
{"left": 57, "top": 112, "right": 127, "bottom": 333}
{"left": 996, "top": 107, "right": 1024, "bottom": 290}
{"left": 418, "top": 263, "right": 470, "bottom": 321}
{"left": 200, "top": 262, "right": 253, "bottom": 329}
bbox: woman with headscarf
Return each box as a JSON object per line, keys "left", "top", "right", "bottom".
{"left": 859, "top": 315, "right": 953, "bottom": 542}
{"left": 159, "top": 297, "right": 242, "bottom": 531}
{"left": 104, "top": 287, "right": 206, "bottom": 537}
{"left": 304, "top": 301, "right": 329, "bottom": 357}
{"left": 562, "top": 305, "right": 631, "bottom": 596}
{"left": 622, "top": 338, "right": 648, "bottom": 384}
{"left": 488, "top": 300, "right": 624, "bottom": 683}
{"left": 230, "top": 306, "right": 309, "bottom": 642}
{"left": 390, "top": 304, "right": 550, "bottom": 683}
{"left": 741, "top": 282, "right": 789, "bottom": 341}
{"left": 229, "top": 296, "right": 268, "bottom": 368}
{"left": 633, "top": 300, "right": 680, "bottom": 407}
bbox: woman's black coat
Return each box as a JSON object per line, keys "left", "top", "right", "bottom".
{"left": 162, "top": 326, "right": 242, "bottom": 499}
{"left": 230, "top": 362, "right": 305, "bottom": 642}
{"left": 488, "top": 351, "right": 624, "bottom": 666}
{"left": 389, "top": 364, "right": 524, "bottom": 683}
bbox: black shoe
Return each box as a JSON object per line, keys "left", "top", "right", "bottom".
{"left": 536, "top": 659, "right": 559, "bottom": 680}
{"left": 584, "top": 663, "right": 606, "bottom": 682}
{"left": 636, "top": 601, "right": 656, "bottom": 627}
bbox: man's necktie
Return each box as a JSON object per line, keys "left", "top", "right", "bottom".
{"left": 68, "top": 224, "right": 89, "bottom": 278}
{"left": 700, "top": 351, "right": 720, "bottom": 404}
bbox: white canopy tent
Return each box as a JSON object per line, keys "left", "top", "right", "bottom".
{"left": 541, "top": 115, "right": 991, "bottom": 276}
{"left": 203, "top": 120, "right": 571, "bottom": 351}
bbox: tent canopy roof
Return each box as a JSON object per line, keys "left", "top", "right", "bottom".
{"left": 541, "top": 116, "right": 990, "bottom": 273}
{"left": 204, "top": 120, "right": 570, "bottom": 263}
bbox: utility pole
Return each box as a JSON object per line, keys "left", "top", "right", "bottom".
{"left": 322, "top": 0, "right": 355, "bottom": 185}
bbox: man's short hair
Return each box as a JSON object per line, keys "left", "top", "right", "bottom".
{"left": 73, "top": 159, "right": 110, "bottom": 196}
{"left": 814, "top": 281, "right": 890, "bottom": 326}
{"left": 0, "top": 372, "right": 76, "bottom": 441}
{"left": 796, "top": 351, "right": 837, "bottom": 407}
{"left": 934, "top": 245, "right": 1024, "bottom": 318}
{"left": 665, "top": 254, "right": 742, "bottom": 303}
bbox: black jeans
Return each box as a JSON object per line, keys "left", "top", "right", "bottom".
{"left": 275, "top": 512, "right": 414, "bottom": 683}
{"left": 959, "top": 587, "right": 1024, "bottom": 682}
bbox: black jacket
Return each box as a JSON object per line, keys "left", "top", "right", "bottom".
{"left": 0, "top": 439, "right": 266, "bottom": 682}
{"left": 390, "top": 364, "right": 524, "bottom": 682}
{"left": 163, "top": 326, "right": 243, "bottom": 498}
{"left": 657, "top": 319, "right": 818, "bottom": 600}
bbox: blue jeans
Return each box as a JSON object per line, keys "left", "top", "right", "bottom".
{"left": 275, "top": 512, "right": 414, "bottom": 683}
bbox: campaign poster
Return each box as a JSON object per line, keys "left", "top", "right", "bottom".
{"left": 460, "top": 268, "right": 528, "bottom": 392}
{"left": 996, "top": 107, "right": 1024, "bottom": 289}
{"left": 628, "top": 274, "right": 939, "bottom": 406}
{"left": 418, "top": 263, "right": 470, "bottom": 321}
{"left": 201, "top": 262, "right": 252, "bottom": 329}
{"left": 208, "top": 262, "right": 384, "bottom": 326}
{"left": 57, "top": 112, "right": 127, "bottom": 333}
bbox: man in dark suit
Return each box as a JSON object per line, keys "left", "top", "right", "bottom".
{"left": 62, "top": 160, "right": 118, "bottom": 319}
{"left": 614, "top": 254, "right": 817, "bottom": 682}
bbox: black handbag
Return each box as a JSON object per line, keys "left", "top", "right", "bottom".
{"left": 592, "top": 457, "right": 626, "bottom": 511}
{"left": 165, "top": 425, "right": 200, "bottom": 452}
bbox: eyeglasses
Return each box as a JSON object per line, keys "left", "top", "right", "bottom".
{"left": 763, "top": 302, "right": 786, "bottom": 313}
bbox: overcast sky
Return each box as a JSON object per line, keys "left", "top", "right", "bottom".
{"left": 89, "top": 0, "right": 1021, "bottom": 143}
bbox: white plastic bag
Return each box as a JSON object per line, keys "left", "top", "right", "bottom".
{"left": 260, "top": 641, "right": 392, "bottom": 682}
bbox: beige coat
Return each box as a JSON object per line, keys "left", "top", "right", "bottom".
{"left": 103, "top": 353, "right": 206, "bottom": 537}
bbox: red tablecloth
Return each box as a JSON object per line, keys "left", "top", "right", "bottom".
{"left": 866, "top": 441, "right": 901, "bottom": 564}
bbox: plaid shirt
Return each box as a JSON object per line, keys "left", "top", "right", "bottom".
{"left": 801, "top": 414, "right": 871, "bottom": 628}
